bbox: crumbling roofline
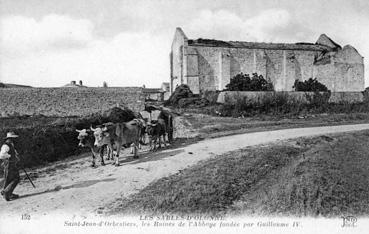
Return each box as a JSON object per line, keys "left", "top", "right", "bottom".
{"left": 187, "top": 43, "right": 329, "bottom": 52}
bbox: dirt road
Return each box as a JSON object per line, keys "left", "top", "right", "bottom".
{"left": 1, "top": 123, "right": 369, "bottom": 218}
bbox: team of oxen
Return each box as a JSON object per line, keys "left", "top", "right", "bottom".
{"left": 75, "top": 111, "right": 173, "bottom": 167}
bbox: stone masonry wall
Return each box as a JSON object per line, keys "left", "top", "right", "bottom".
{"left": 170, "top": 28, "right": 187, "bottom": 92}
{"left": 217, "top": 91, "right": 364, "bottom": 104}
{"left": 265, "top": 50, "right": 285, "bottom": 90}
{"left": 313, "top": 45, "right": 364, "bottom": 92}
{"left": 294, "top": 50, "right": 316, "bottom": 82}
{"left": 187, "top": 46, "right": 321, "bottom": 92}
{"left": 172, "top": 30, "right": 364, "bottom": 94}
{"left": 185, "top": 46, "right": 200, "bottom": 94}
{"left": 194, "top": 46, "right": 222, "bottom": 91}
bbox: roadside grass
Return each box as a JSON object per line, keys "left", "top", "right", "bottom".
{"left": 231, "top": 131, "right": 369, "bottom": 217}
{"left": 182, "top": 112, "right": 369, "bottom": 138}
{"left": 108, "top": 143, "right": 305, "bottom": 216}
{"left": 207, "top": 92, "right": 369, "bottom": 118}
{"left": 108, "top": 130, "right": 369, "bottom": 217}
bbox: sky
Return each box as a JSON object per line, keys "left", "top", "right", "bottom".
{"left": 0, "top": 0, "right": 368, "bottom": 88}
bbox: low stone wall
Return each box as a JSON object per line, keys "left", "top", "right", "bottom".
{"left": 217, "top": 91, "right": 364, "bottom": 104}
{"left": 0, "top": 87, "right": 144, "bottom": 117}
{"left": 328, "top": 92, "right": 364, "bottom": 103}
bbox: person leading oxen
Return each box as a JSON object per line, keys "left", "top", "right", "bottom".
{"left": 0, "top": 132, "right": 21, "bottom": 201}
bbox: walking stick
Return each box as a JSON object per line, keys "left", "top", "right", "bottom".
{"left": 14, "top": 150, "right": 36, "bottom": 188}
{"left": 22, "top": 167, "right": 36, "bottom": 188}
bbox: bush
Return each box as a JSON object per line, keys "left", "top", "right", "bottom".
{"left": 178, "top": 97, "right": 209, "bottom": 108}
{"left": 165, "top": 84, "right": 194, "bottom": 106}
{"left": 74, "top": 106, "right": 136, "bottom": 129}
{"left": 293, "top": 78, "right": 329, "bottom": 92}
{"left": 225, "top": 73, "right": 274, "bottom": 91}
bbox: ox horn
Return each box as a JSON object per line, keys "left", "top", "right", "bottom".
{"left": 76, "top": 129, "right": 82, "bottom": 133}
{"left": 90, "top": 126, "right": 97, "bottom": 131}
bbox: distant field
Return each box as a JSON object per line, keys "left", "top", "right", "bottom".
{"left": 0, "top": 87, "right": 144, "bottom": 117}
{"left": 108, "top": 130, "right": 369, "bottom": 217}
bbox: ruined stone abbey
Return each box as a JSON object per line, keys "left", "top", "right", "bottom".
{"left": 170, "top": 27, "right": 364, "bottom": 94}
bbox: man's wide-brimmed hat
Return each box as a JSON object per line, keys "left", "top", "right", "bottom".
{"left": 4, "top": 132, "right": 19, "bottom": 139}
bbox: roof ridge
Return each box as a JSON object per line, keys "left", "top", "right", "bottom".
{"left": 188, "top": 38, "right": 331, "bottom": 51}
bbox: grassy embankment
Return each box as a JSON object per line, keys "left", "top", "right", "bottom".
{"left": 175, "top": 91, "right": 369, "bottom": 119}
{"left": 108, "top": 130, "right": 369, "bottom": 217}
{"left": 0, "top": 108, "right": 136, "bottom": 171}
{"left": 180, "top": 112, "right": 369, "bottom": 139}
{"left": 172, "top": 91, "right": 369, "bottom": 138}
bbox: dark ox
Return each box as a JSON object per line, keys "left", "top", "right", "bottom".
{"left": 135, "top": 118, "right": 147, "bottom": 146}
{"left": 146, "top": 118, "right": 167, "bottom": 151}
{"left": 157, "top": 110, "right": 173, "bottom": 143}
{"left": 91, "top": 119, "right": 141, "bottom": 166}
{"left": 76, "top": 129, "right": 112, "bottom": 167}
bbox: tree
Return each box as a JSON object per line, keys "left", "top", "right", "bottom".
{"left": 103, "top": 81, "right": 108, "bottom": 88}
{"left": 293, "top": 78, "right": 329, "bottom": 92}
{"left": 225, "top": 73, "right": 274, "bottom": 91}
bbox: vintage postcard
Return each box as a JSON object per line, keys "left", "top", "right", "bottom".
{"left": 0, "top": 0, "right": 368, "bottom": 233}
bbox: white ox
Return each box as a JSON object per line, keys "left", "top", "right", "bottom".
{"left": 91, "top": 119, "right": 142, "bottom": 166}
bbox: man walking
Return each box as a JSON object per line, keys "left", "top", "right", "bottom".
{"left": 0, "top": 132, "right": 21, "bottom": 201}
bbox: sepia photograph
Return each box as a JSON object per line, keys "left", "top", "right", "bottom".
{"left": 0, "top": 0, "right": 368, "bottom": 233}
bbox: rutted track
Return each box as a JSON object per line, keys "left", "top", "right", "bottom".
{"left": 1, "top": 123, "right": 369, "bottom": 218}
